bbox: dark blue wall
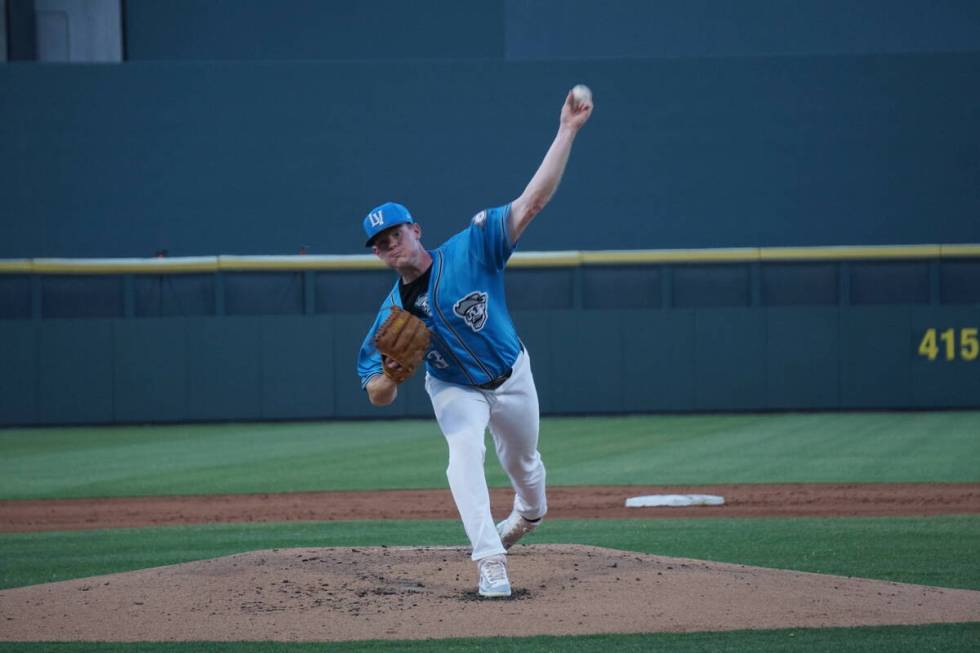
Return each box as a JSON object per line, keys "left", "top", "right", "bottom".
{"left": 125, "top": 0, "right": 980, "bottom": 61}
{"left": 506, "top": 0, "right": 980, "bottom": 60}
{"left": 125, "top": 0, "right": 505, "bottom": 61}
{"left": 4, "top": 1, "right": 980, "bottom": 424}
{"left": 2, "top": 53, "right": 979, "bottom": 258}
{"left": 2, "top": 258, "right": 979, "bottom": 425}
{"left": 3, "top": 303, "right": 979, "bottom": 426}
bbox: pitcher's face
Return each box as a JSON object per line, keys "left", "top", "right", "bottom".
{"left": 372, "top": 223, "right": 423, "bottom": 269}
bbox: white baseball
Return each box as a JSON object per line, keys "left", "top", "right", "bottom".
{"left": 571, "top": 84, "right": 592, "bottom": 107}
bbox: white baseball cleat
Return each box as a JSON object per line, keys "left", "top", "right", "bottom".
{"left": 496, "top": 511, "right": 541, "bottom": 550}
{"left": 477, "top": 554, "right": 512, "bottom": 598}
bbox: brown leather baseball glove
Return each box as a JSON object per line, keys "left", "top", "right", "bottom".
{"left": 373, "top": 306, "right": 431, "bottom": 384}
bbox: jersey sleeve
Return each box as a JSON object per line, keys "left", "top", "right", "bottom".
{"left": 357, "top": 289, "right": 399, "bottom": 389}
{"left": 466, "top": 203, "right": 514, "bottom": 271}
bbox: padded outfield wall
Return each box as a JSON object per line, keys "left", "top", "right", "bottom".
{"left": 1, "top": 1, "right": 979, "bottom": 424}
{"left": 1, "top": 248, "right": 979, "bottom": 425}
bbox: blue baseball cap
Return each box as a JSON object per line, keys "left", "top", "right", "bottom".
{"left": 363, "top": 202, "right": 414, "bottom": 247}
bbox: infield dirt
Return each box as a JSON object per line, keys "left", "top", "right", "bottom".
{"left": 3, "top": 483, "right": 979, "bottom": 642}
{"left": 3, "top": 544, "right": 980, "bottom": 641}
{"left": 2, "top": 483, "right": 978, "bottom": 533}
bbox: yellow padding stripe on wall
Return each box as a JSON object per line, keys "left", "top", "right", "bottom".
{"left": 0, "top": 260, "right": 33, "bottom": 273}
{"left": 1, "top": 244, "right": 977, "bottom": 274}
{"left": 581, "top": 248, "right": 759, "bottom": 264}
{"left": 758, "top": 245, "right": 941, "bottom": 261}
{"left": 216, "top": 255, "right": 386, "bottom": 271}
{"left": 27, "top": 257, "right": 220, "bottom": 274}
{"left": 940, "top": 244, "right": 980, "bottom": 257}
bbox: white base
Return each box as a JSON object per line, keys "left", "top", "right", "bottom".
{"left": 625, "top": 494, "right": 725, "bottom": 508}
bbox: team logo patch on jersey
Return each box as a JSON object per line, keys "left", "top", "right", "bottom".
{"left": 471, "top": 210, "right": 487, "bottom": 228}
{"left": 415, "top": 293, "right": 432, "bottom": 317}
{"left": 453, "top": 291, "right": 489, "bottom": 332}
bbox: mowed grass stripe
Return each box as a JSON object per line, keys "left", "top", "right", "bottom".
{"left": 1, "top": 412, "right": 978, "bottom": 499}
{"left": 1, "top": 516, "right": 978, "bottom": 592}
{"left": 0, "top": 624, "right": 978, "bottom": 652}
{"left": 0, "top": 421, "right": 445, "bottom": 499}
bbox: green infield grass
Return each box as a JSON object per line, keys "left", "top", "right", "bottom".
{"left": 0, "top": 623, "right": 979, "bottom": 653}
{"left": 2, "top": 516, "right": 978, "bottom": 591}
{"left": 1, "top": 411, "right": 978, "bottom": 499}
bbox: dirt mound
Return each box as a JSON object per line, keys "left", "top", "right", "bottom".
{"left": 2, "top": 545, "right": 979, "bottom": 642}
{"left": 2, "top": 483, "right": 978, "bottom": 533}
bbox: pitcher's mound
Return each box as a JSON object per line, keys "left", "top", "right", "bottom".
{"left": 1, "top": 544, "right": 979, "bottom": 642}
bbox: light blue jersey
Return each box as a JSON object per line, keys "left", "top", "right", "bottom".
{"left": 358, "top": 204, "right": 523, "bottom": 388}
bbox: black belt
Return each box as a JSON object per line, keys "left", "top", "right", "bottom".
{"left": 474, "top": 343, "right": 524, "bottom": 391}
{"left": 475, "top": 367, "right": 513, "bottom": 391}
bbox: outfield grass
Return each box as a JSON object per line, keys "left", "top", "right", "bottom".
{"left": 1, "top": 623, "right": 979, "bottom": 653}
{"left": 1, "top": 411, "right": 978, "bottom": 499}
{"left": 1, "top": 412, "right": 977, "bottom": 651}
{"left": 2, "top": 516, "right": 978, "bottom": 591}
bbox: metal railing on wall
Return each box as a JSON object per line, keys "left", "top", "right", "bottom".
{"left": 1, "top": 244, "right": 978, "bottom": 319}
{"left": 2, "top": 243, "right": 980, "bottom": 274}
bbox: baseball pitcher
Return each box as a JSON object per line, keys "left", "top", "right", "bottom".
{"left": 357, "top": 87, "right": 593, "bottom": 597}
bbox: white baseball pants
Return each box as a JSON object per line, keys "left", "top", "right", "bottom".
{"left": 425, "top": 348, "right": 547, "bottom": 561}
